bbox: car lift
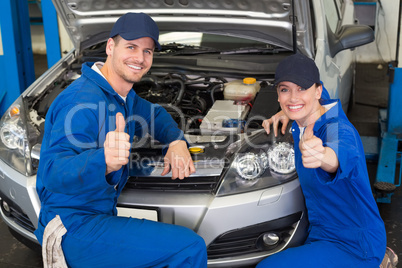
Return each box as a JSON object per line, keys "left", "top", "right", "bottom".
{"left": 374, "top": 2, "right": 402, "bottom": 203}
{"left": 374, "top": 66, "right": 402, "bottom": 203}
{"left": 0, "top": 0, "right": 61, "bottom": 116}
{"left": 0, "top": 0, "right": 35, "bottom": 116}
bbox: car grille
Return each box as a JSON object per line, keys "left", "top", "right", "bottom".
{"left": 207, "top": 212, "right": 302, "bottom": 259}
{"left": 8, "top": 206, "right": 36, "bottom": 233}
{"left": 125, "top": 176, "right": 221, "bottom": 192}
{"left": 0, "top": 196, "right": 36, "bottom": 233}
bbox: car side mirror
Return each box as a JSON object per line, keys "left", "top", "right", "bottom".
{"left": 328, "top": 24, "right": 374, "bottom": 57}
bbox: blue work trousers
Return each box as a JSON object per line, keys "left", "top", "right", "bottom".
{"left": 61, "top": 214, "right": 207, "bottom": 268}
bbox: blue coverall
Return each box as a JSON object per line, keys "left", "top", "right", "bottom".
{"left": 35, "top": 62, "right": 207, "bottom": 267}
{"left": 257, "top": 99, "right": 386, "bottom": 267}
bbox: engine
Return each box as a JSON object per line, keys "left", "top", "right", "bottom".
{"left": 134, "top": 73, "right": 272, "bottom": 134}
{"left": 29, "top": 67, "right": 279, "bottom": 138}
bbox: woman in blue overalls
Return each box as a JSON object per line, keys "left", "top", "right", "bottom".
{"left": 259, "top": 53, "right": 386, "bottom": 267}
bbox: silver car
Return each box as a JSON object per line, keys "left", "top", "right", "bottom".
{"left": 0, "top": 0, "right": 373, "bottom": 267}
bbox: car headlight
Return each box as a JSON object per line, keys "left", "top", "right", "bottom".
{"left": 0, "top": 97, "right": 39, "bottom": 176}
{"left": 234, "top": 152, "right": 268, "bottom": 180}
{"left": 0, "top": 119, "right": 26, "bottom": 151}
{"left": 268, "top": 142, "right": 295, "bottom": 175}
{"left": 217, "top": 128, "right": 296, "bottom": 196}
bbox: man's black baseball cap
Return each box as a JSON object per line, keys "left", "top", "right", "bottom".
{"left": 109, "top": 12, "right": 161, "bottom": 50}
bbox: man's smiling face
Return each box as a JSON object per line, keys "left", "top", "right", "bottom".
{"left": 106, "top": 36, "right": 155, "bottom": 91}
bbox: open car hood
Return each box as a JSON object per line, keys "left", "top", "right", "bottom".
{"left": 52, "top": 0, "right": 310, "bottom": 54}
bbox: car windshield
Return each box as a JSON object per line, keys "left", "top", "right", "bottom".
{"left": 158, "top": 31, "right": 285, "bottom": 55}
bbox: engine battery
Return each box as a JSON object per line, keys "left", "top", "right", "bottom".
{"left": 222, "top": 119, "right": 246, "bottom": 129}
{"left": 200, "top": 100, "right": 249, "bottom": 134}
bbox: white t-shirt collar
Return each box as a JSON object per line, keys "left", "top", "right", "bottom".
{"left": 91, "top": 62, "right": 127, "bottom": 102}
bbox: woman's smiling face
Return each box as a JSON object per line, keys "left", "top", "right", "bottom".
{"left": 277, "top": 81, "right": 322, "bottom": 126}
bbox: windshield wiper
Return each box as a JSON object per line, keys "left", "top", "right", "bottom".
{"left": 158, "top": 43, "right": 283, "bottom": 56}
{"left": 158, "top": 43, "right": 220, "bottom": 55}
{"left": 219, "top": 47, "right": 281, "bottom": 55}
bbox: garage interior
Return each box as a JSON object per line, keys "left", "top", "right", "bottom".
{"left": 0, "top": 0, "right": 401, "bottom": 267}
{"left": 1, "top": 58, "right": 400, "bottom": 268}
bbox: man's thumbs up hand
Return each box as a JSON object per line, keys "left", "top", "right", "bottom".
{"left": 299, "top": 122, "right": 325, "bottom": 169}
{"left": 115, "top": 112, "right": 126, "bottom": 132}
{"left": 104, "top": 112, "right": 131, "bottom": 175}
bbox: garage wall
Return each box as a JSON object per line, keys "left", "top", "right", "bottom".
{"left": 29, "top": 3, "right": 46, "bottom": 55}
{"left": 354, "top": 0, "right": 401, "bottom": 64}
{"left": 30, "top": 1, "right": 401, "bottom": 65}
{"left": 31, "top": 25, "right": 47, "bottom": 55}
{"left": 29, "top": 3, "right": 73, "bottom": 56}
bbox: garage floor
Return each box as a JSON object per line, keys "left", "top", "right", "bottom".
{"left": 0, "top": 58, "right": 400, "bottom": 267}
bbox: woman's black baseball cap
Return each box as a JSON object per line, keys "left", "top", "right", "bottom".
{"left": 274, "top": 53, "right": 320, "bottom": 89}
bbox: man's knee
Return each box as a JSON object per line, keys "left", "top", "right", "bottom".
{"left": 192, "top": 233, "right": 207, "bottom": 253}
{"left": 179, "top": 227, "right": 207, "bottom": 253}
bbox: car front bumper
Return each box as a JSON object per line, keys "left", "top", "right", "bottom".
{"left": 0, "top": 159, "right": 40, "bottom": 243}
{"left": 0, "top": 157, "right": 307, "bottom": 267}
{"left": 118, "top": 178, "right": 308, "bottom": 267}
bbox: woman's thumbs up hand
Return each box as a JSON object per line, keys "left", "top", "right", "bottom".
{"left": 299, "top": 122, "right": 325, "bottom": 169}
{"left": 299, "top": 122, "right": 339, "bottom": 173}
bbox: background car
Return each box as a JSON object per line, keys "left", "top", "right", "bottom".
{"left": 0, "top": 0, "right": 373, "bottom": 267}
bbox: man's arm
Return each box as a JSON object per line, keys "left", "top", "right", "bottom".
{"left": 39, "top": 103, "right": 113, "bottom": 195}
{"left": 133, "top": 97, "right": 195, "bottom": 179}
{"left": 161, "top": 140, "right": 196, "bottom": 180}
{"left": 151, "top": 105, "right": 195, "bottom": 179}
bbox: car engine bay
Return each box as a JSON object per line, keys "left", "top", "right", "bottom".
{"left": 28, "top": 60, "right": 281, "bottom": 140}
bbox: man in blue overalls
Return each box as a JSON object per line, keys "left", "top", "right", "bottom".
{"left": 35, "top": 12, "right": 207, "bottom": 267}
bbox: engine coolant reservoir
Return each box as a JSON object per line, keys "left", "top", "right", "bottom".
{"left": 223, "top": 77, "right": 260, "bottom": 102}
